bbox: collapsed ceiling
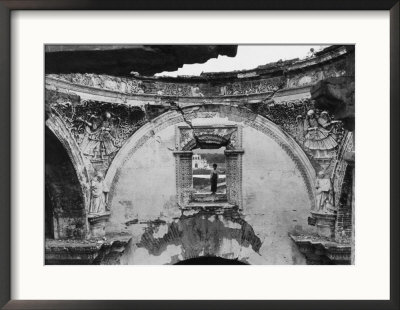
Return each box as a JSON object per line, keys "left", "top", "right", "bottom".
{"left": 45, "top": 45, "right": 238, "bottom": 76}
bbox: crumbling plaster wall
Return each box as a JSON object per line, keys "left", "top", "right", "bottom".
{"left": 107, "top": 124, "right": 179, "bottom": 232}
{"left": 44, "top": 45, "right": 354, "bottom": 264}
{"left": 107, "top": 116, "right": 313, "bottom": 264}
{"left": 241, "top": 126, "right": 312, "bottom": 264}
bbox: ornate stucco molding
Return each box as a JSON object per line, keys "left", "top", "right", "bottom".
{"left": 47, "top": 93, "right": 148, "bottom": 174}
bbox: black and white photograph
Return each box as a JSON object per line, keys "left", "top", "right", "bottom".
{"left": 44, "top": 44, "right": 355, "bottom": 265}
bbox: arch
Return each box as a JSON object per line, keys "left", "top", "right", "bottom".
{"left": 105, "top": 104, "right": 317, "bottom": 208}
{"left": 45, "top": 115, "right": 92, "bottom": 239}
{"left": 46, "top": 114, "right": 91, "bottom": 210}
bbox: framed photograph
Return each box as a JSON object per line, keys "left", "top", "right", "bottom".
{"left": 1, "top": 1, "right": 399, "bottom": 309}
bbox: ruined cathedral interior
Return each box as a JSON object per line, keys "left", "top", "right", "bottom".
{"left": 45, "top": 45, "right": 355, "bottom": 265}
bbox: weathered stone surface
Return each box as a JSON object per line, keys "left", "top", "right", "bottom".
{"left": 88, "top": 212, "right": 111, "bottom": 238}
{"left": 290, "top": 234, "right": 351, "bottom": 264}
{"left": 45, "top": 45, "right": 238, "bottom": 76}
{"left": 44, "top": 45, "right": 355, "bottom": 264}
{"left": 311, "top": 76, "right": 355, "bottom": 130}
{"left": 45, "top": 234, "right": 132, "bottom": 265}
{"left": 45, "top": 241, "right": 103, "bottom": 265}
{"left": 309, "top": 45, "right": 355, "bottom": 130}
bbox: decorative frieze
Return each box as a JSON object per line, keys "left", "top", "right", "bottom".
{"left": 47, "top": 73, "right": 147, "bottom": 95}
{"left": 220, "top": 77, "right": 285, "bottom": 96}
{"left": 47, "top": 74, "right": 286, "bottom": 98}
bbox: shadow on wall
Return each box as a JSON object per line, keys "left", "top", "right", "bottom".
{"left": 99, "top": 208, "right": 263, "bottom": 265}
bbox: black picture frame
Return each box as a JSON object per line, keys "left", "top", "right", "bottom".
{"left": 0, "top": 1, "right": 399, "bottom": 309}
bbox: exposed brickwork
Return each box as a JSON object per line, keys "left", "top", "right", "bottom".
{"left": 335, "top": 166, "right": 353, "bottom": 244}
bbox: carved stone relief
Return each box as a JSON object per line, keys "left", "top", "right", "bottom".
{"left": 247, "top": 98, "right": 345, "bottom": 165}
{"left": 49, "top": 95, "right": 147, "bottom": 173}
{"left": 245, "top": 98, "right": 315, "bottom": 145}
{"left": 152, "top": 83, "right": 192, "bottom": 96}
{"left": 315, "top": 170, "right": 335, "bottom": 213}
{"left": 47, "top": 73, "right": 286, "bottom": 98}
{"left": 89, "top": 171, "right": 109, "bottom": 215}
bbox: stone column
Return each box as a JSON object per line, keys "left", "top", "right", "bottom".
{"left": 173, "top": 151, "right": 193, "bottom": 207}
{"left": 225, "top": 149, "right": 244, "bottom": 209}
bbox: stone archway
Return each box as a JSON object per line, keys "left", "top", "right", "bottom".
{"left": 105, "top": 104, "right": 316, "bottom": 209}
{"left": 46, "top": 114, "right": 91, "bottom": 209}
{"left": 45, "top": 115, "right": 91, "bottom": 238}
